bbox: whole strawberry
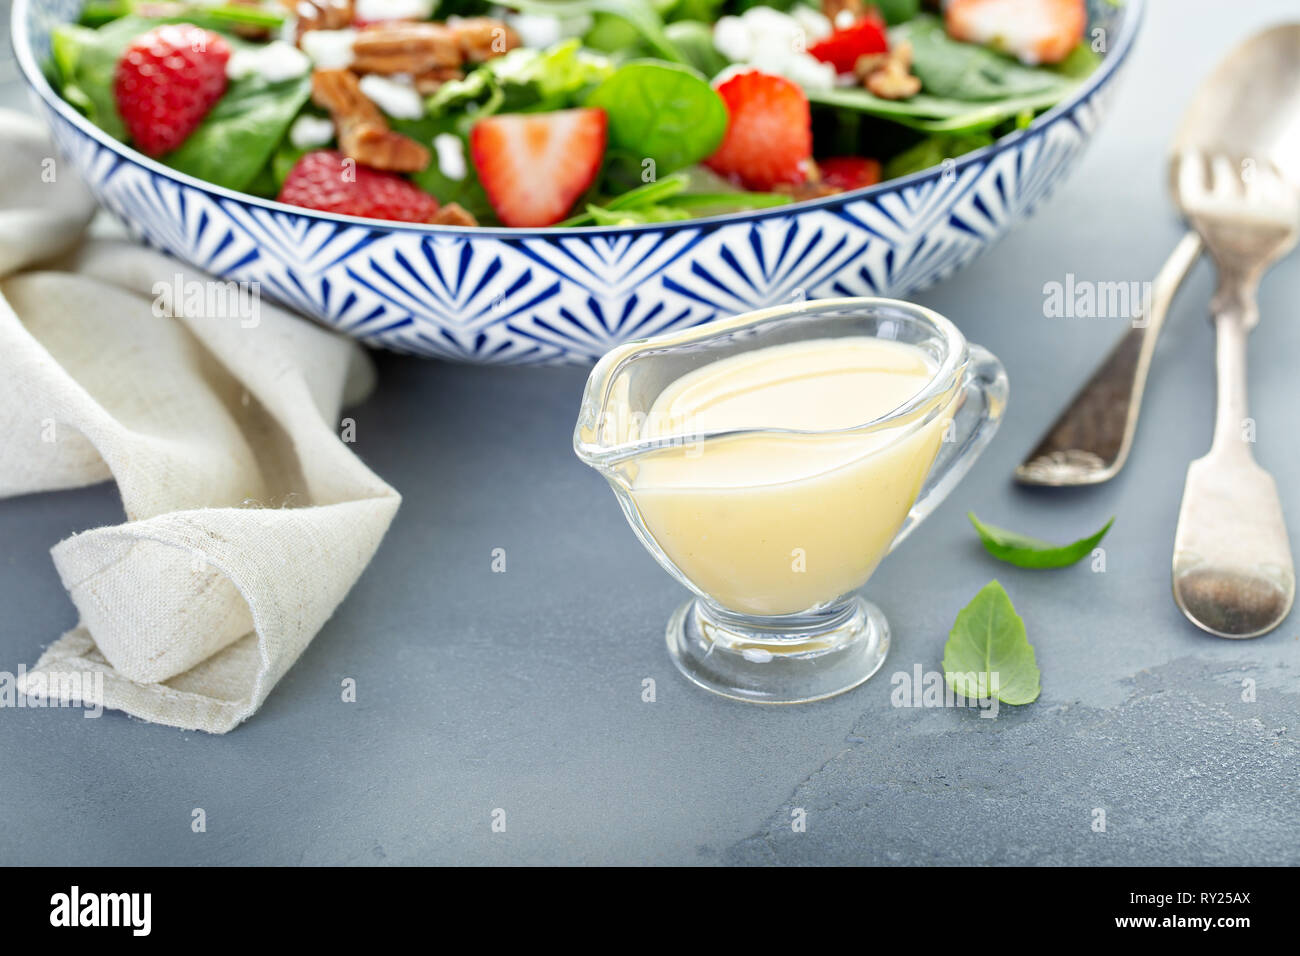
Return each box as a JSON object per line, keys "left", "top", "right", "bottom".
{"left": 277, "top": 150, "right": 441, "bottom": 223}
{"left": 114, "top": 24, "right": 231, "bottom": 157}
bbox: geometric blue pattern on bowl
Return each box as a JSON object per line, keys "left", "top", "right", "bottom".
{"left": 13, "top": 0, "right": 1143, "bottom": 365}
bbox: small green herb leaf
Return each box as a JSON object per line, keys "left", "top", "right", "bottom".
{"left": 943, "top": 580, "right": 1040, "bottom": 705}
{"left": 969, "top": 513, "right": 1114, "bottom": 569}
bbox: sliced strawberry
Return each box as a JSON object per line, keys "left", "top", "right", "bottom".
{"left": 818, "top": 157, "right": 882, "bottom": 192}
{"left": 277, "top": 150, "right": 441, "bottom": 223}
{"left": 469, "top": 108, "right": 607, "bottom": 227}
{"left": 807, "top": 16, "right": 889, "bottom": 75}
{"left": 114, "top": 24, "right": 231, "bottom": 157}
{"left": 705, "top": 70, "right": 812, "bottom": 192}
{"left": 945, "top": 0, "right": 1086, "bottom": 66}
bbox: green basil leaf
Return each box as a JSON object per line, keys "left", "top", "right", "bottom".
{"left": 969, "top": 513, "right": 1114, "bottom": 569}
{"left": 586, "top": 61, "right": 726, "bottom": 176}
{"left": 943, "top": 580, "right": 1040, "bottom": 705}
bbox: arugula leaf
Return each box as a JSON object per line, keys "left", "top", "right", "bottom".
{"left": 586, "top": 61, "right": 726, "bottom": 176}
{"left": 428, "top": 40, "right": 614, "bottom": 124}
{"left": 896, "top": 15, "right": 1071, "bottom": 102}
{"left": 968, "top": 513, "right": 1114, "bottom": 569}
{"left": 165, "top": 72, "right": 312, "bottom": 192}
{"left": 586, "top": 203, "right": 690, "bottom": 225}
{"left": 943, "top": 580, "right": 1040, "bottom": 705}
{"left": 662, "top": 191, "right": 790, "bottom": 214}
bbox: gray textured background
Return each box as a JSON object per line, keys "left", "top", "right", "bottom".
{"left": 1, "top": 0, "right": 1297, "bottom": 866}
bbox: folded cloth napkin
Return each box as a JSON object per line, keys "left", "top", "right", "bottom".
{"left": 0, "top": 110, "right": 400, "bottom": 732}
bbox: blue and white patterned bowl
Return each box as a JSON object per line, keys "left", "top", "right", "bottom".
{"left": 13, "top": 0, "right": 1142, "bottom": 365}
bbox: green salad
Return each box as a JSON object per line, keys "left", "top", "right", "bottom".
{"left": 47, "top": 0, "right": 1100, "bottom": 227}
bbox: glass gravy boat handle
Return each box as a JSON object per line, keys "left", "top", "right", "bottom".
{"left": 890, "top": 344, "right": 1009, "bottom": 552}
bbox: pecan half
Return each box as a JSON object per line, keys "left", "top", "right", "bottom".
{"left": 448, "top": 17, "right": 521, "bottom": 64}
{"left": 311, "top": 68, "right": 430, "bottom": 172}
{"left": 430, "top": 202, "right": 478, "bottom": 227}
{"left": 856, "top": 40, "right": 920, "bottom": 100}
{"left": 413, "top": 67, "right": 465, "bottom": 95}
{"left": 295, "top": 0, "right": 354, "bottom": 40}
{"left": 351, "top": 21, "right": 463, "bottom": 75}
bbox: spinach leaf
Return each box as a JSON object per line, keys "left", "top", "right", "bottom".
{"left": 583, "top": 12, "right": 649, "bottom": 58}
{"left": 560, "top": 172, "right": 691, "bottom": 225}
{"left": 663, "top": 20, "right": 728, "bottom": 78}
{"left": 803, "top": 14, "right": 1093, "bottom": 134}
{"left": 883, "top": 132, "right": 991, "bottom": 178}
{"left": 806, "top": 85, "right": 1072, "bottom": 134}
{"left": 390, "top": 116, "right": 496, "bottom": 222}
{"left": 663, "top": 0, "right": 726, "bottom": 23}
{"left": 968, "top": 513, "right": 1114, "bottom": 570}
{"left": 77, "top": 1, "right": 131, "bottom": 28}
{"left": 503, "top": 0, "right": 686, "bottom": 63}
{"left": 897, "top": 14, "right": 1071, "bottom": 102}
{"left": 586, "top": 61, "right": 726, "bottom": 176}
{"left": 164, "top": 72, "right": 311, "bottom": 191}
{"left": 1051, "top": 42, "right": 1104, "bottom": 79}
{"left": 874, "top": 0, "right": 921, "bottom": 24}
{"left": 271, "top": 139, "right": 309, "bottom": 189}
{"left": 49, "top": 17, "right": 163, "bottom": 140}
{"left": 943, "top": 580, "right": 1040, "bottom": 705}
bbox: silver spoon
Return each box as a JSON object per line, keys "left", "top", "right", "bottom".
{"left": 1015, "top": 24, "right": 1300, "bottom": 487}
{"left": 1169, "top": 25, "right": 1300, "bottom": 638}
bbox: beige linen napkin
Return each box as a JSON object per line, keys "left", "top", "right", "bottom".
{"left": 0, "top": 110, "right": 400, "bottom": 732}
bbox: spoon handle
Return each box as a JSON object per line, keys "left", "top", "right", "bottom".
{"left": 1015, "top": 231, "right": 1202, "bottom": 486}
{"left": 1171, "top": 275, "right": 1295, "bottom": 638}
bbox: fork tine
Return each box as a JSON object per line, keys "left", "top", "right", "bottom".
{"left": 1177, "top": 149, "right": 1207, "bottom": 201}
{"left": 1210, "top": 155, "right": 1238, "bottom": 199}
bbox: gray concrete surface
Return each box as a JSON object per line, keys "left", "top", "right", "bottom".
{"left": 1, "top": 0, "right": 1297, "bottom": 865}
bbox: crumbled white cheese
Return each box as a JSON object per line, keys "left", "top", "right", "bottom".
{"left": 713, "top": 6, "right": 836, "bottom": 91}
{"left": 504, "top": 12, "right": 593, "bottom": 50}
{"left": 433, "top": 133, "right": 466, "bottom": 181}
{"left": 358, "top": 73, "right": 424, "bottom": 119}
{"left": 354, "top": 0, "right": 434, "bottom": 21}
{"left": 226, "top": 40, "right": 311, "bottom": 82}
{"left": 289, "top": 114, "right": 336, "bottom": 150}
{"left": 300, "top": 28, "right": 358, "bottom": 70}
{"left": 791, "top": 5, "right": 834, "bottom": 41}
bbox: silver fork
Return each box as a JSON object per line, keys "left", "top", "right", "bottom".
{"left": 1171, "top": 151, "right": 1299, "bottom": 638}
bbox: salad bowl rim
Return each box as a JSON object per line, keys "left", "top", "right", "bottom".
{"left": 10, "top": 0, "right": 1145, "bottom": 239}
